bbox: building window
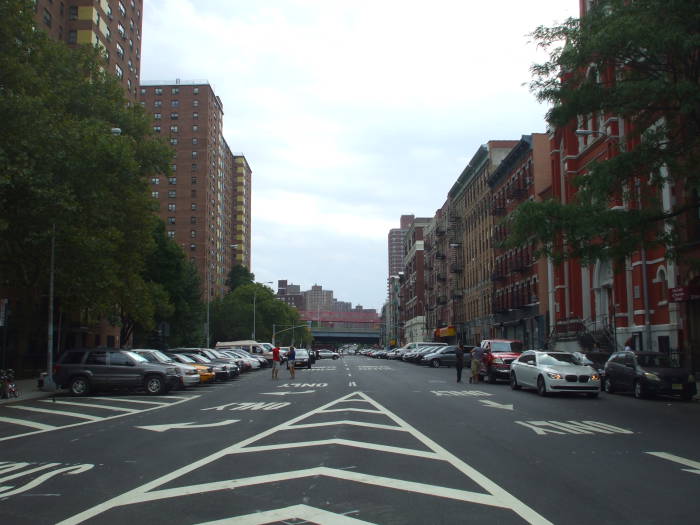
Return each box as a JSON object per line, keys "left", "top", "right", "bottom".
{"left": 116, "top": 43, "right": 124, "bottom": 59}
{"left": 190, "top": 244, "right": 196, "bottom": 251}
{"left": 170, "top": 112, "right": 178, "bottom": 120}
{"left": 154, "top": 113, "right": 161, "bottom": 120}
{"left": 192, "top": 100, "right": 199, "bottom": 107}
{"left": 43, "top": 8, "right": 52, "bottom": 26}
{"left": 168, "top": 203, "right": 176, "bottom": 211}
{"left": 171, "top": 100, "right": 179, "bottom": 107}
{"left": 151, "top": 177, "right": 160, "bottom": 185}
{"left": 151, "top": 191, "right": 159, "bottom": 198}
{"left": 170, "top": 138, "right": 178, "bottom": 145}
{"left": 190, "top": 216, "right": 197, "bottom": 224}
{"left": 191, "top": 165, "right": 198, "bottom": 173}
{"left": 155, "top": 87, "right": 163, "bottom": 95}
{"left": 192, "top": 137, "right": 198, "bottom": 145}
{"left": 191, "top": 203, "right": 197, "bottom": 210}
{"left": 115, "top": 64, "right": 123, "bottom": 79}
{"left": 168, "top": 177, "right": 177, "bottom": 185}
{"left": 193, "top": 87, "right": 199, "bottom": 94}
{"left": 68, "top": 30, "right": 77, "bottom": 44}
{"left": 69, "top": 5, "right": 78, "bottom": 19}
{"left": 171, "top": 164, "right": 177, "bottom": 172}
{"left": 191, "top": 176, "right": 198, "bottom": 184}
{"left": 170, "top": 125, "right": 178, "bottom": 133}
{"left": 172, "top": 87, "right": 179, "bottom": 95}
{"left": 167, "top": 217, "right": 175, "bottom": 224}
{"left": 168, "top": 190, "right": 176, "bottom": 198}
{"left": 192, "top": 112, "right": 198, "bottom": 119}
{"left": 192, "top": 125, "right": 198, "bottom": 132}
{"left": 152, "top": 126, "right": 160, "bottom": 133}
{"left": 167, "top": 231, "right": 175, "bottom": 239}
{"left": 191, "top": 230, "right": 196, "bottom": 238}
{"left": 154, "top": 100, "right": 162, "bottom": 107}
{"left": 191, "top": 151, "right": 198, "bottom": 159}
{"left": 117, "top": 22, "right": 126, "bottom": 38}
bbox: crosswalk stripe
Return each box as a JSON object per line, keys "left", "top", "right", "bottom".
{"left": 9, "top": 405, "right": 101, "bottom": 421}
{"left": 0, "top": 416, "right": 57, "bottom": 431}
{"left": 40, "top": 400, "right": 139, "bottom": 413}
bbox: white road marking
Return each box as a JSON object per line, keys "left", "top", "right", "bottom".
{"left": 59, "top": 391, "right": 554, "bottom": 525}
{"left": 8, "top": 405, "right": 101, "bottom": 421}
{"left": 83, "top": 397, "right": 172, "bottom": 405}
{"left": 515, "top": 420, "right": 634, "bottom": 436}
{"left": 261, "top": 390, "right": 316, "bottom": 396}
{"left": 0, "top": 416, "right": 57, "bottom": 431}
{"left": 431, "top": 390, "right": 492, "bottom": 397}
{"left": 479, "top": 400, "right": 513, "bottom": 411}
{"left": 136, "top": 420, "right": 239, "bottom": 433}
{"left": 203, "top": 402, "right": 290, "bottom": 412}
{"left": 646, "top": 452, "right": 700, "bottom": 475}
{"left": 40, "top": 400, "right": 139, "bottom": 413}
{"left": 0, "top": 463, "right": 93, "bottom": 499}
{"left": 194, "top": 504, "right": 375, "bottom": 524}
{"left": 0, "top": 394, "right": 196, "bottom": 443}
{"left": 349, "top": 381, "right": 357, "bottom": 387}
{"left": 319, "top": 408, "right": 381, "bottom": 415}
{"left": 278, "top": 383, "right": 327, "bottom": 388}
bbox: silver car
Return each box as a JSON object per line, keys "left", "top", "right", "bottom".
{"left": 131, "top": 349, "right": 200, "bottom": 388}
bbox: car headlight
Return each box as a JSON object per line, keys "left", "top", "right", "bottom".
{"left": 166, "top": 367, "right": 177, "bottom": 375}
{"left": 546, "top": 371, "right": 563, "bottom": 380}
{"left": 644, "top": 372, "right": 661, "bottom": 381}
{"left": 591, "top": 373, "right": 600, "bottom": 381}
{"left": 492, "top": 358, "right": 504, "bottom": 364}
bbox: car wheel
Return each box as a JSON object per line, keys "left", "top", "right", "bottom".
{"left": 633, "top": 380, "right": 646, "bottom": 399}
{"left": 537, "top": 376, "right": 548, "bottom": 397}
{"left": 510, "top": 372, "right": 521, "bottom": 390}
{"left": 430, "top": 359, "right": 440, "bottom": 368}
{"left": 604, "top": 377, "right": 615, "bottom": 394}
{"left": 145, "top": 375, "right": 167, "bottom": 395}
{"left": 333, "top": 356, "right": 338, "bottom": 360}
{"left": 307, "top": 362, "right": 312, "bottom": 369}
{"left": 69, "top": 376, "right": 90, "bottom": 396}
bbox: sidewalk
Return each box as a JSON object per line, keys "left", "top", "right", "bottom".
{"left": 0, "top": 377, "right": 57, "bottom": 405}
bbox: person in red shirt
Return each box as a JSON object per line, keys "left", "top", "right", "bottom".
{"left": 271, "top": 346, "right": 281, "bottom": 380}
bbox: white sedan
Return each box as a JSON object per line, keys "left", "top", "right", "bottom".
{"left": 510, "top": 350, "right": 600, "bottom": 397}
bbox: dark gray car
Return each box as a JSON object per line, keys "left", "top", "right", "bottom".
{"left": 53, "top": 349, "right": 180, "bottom": 396}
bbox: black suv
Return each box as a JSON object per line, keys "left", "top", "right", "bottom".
{"left": 53, "top": 349, "right": 180, "bottom": 396}
{"left": 604, "top": 351, "right": 696, "bottom": 400}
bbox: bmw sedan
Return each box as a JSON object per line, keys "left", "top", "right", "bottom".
{"left": 510, "top": 350, "right": 601, "bottom": 397}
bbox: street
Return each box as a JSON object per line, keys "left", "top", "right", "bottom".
{"left": 1, "top": 355, "right": 699, "bottom": 524}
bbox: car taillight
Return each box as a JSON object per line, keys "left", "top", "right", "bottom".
{"left": 53, "top": 365, "right": 60, "bottom": 374}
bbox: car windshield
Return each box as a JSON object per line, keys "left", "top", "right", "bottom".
{"left": 637, "top": 354, "right": 673, "bottom": 368}
{"left": 152, "top": 350, "right": 174, "bottom": 363}
{"left": 538, "top": 353, "right": 578, "bottom": 366}
{"left": 296, "top": 350, "right": 309, "bottom": 358}
{"left": 123, "top": 351, "right": 148, "bottom": 362}
{"left": 491, "top": 341, "right": 523, "bottom": 353}
{"left": 173, "top": 353, "right": 195, "bottom": 363}
{"left": 188, "top": 354, "right": 211, "bottom": 363}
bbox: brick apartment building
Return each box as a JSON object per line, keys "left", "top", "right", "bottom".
{"left": 139, "top": 80, "right": 251, "bottom": 299}
{"left": 34, "top": 0, "right": 143, "bottom": 102}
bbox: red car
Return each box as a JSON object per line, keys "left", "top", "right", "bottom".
{"left": 479, "top": 339, "right": 523, "bottom": 383}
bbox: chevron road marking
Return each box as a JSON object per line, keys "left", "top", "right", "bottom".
{"left": 196, "top": 504, "right": 374, "bottom": 524}
{"left": 0, "top": 416, "right": 57, "bottom": 431}
{"left": 40, "top": 399, "right": 140, "bottom": 413}
{"left": 646, "top": 452, "right": 700, "bottom": 475}
{"left": 58, "top": 391, "right": 554, "bottom": 525}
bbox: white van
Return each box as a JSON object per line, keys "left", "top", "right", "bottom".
{"left": 215, "top": 340, "right": 273, "bottom": 361}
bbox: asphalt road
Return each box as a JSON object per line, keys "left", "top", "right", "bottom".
{"left": 0, "top": 355, "right": 698, "bottom": 524}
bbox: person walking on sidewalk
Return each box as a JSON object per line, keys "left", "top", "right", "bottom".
{"left": 470, "top": 345, "right": 484, "bottom": 383}
{"left": 271, "top": 346, "right": 281, "bottom": 379}
{"left": 287, "top": 346, "right": 296, "bottom": 379}
{"left": 455, "top": 344, "right": 465, "bottom": 383}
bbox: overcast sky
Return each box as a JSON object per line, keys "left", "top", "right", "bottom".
{"left": 141, "top": 0, "right": 580, "bottom": 311}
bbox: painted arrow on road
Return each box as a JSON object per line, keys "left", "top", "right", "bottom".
{"left": 479, "top": 400, "right": 514, "bottom": 411}
{"left": 135, "top": 420, "right": 239, "bottom": 433}
{"left": 646, "top": 452, "right": 700, "bottom": 475}
{"left": 261, "top": 390, "right": 316, "bottom": 396}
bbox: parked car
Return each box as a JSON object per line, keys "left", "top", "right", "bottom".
{"left": 480, "top": 339, "right": 524, "bottom": 382}
{"left": 291, "top": 349, "right": 313, "bottom": 369}
{"left": 421, "top": 345, "right": 474, "bottom": 368}
{"left": 317, "top": 349, "right": 340, "bottom": 360}
{"left": 574, "top": 351, "right": 610, "bottom": 385}
{"left": 219, "top": 349, "right": 262, "bottom": 370}
{"left": 173, "top": 353, "right": 234, "bottom": 381}
{"left": 603, "top": 351, "right": 696, "bottom": 400}
{"left": 510, "top": 350, "right": 601, "bottom": 397}
{"left": 404, "top": 345, "right": 441, "bottom": 363}
{"left": 53, "top": 349, "right": 179, "bottom": 396}
{"left": 130, "top": 349, "right": 200, "bottom": 389}
{"left": 215, "top": 340, "right": 274, "bottom": 362}
{"left": 167, "top": 353, "right": 215, "bottom": 384}
{"left": 171, "top": 348, "right": 241, "bottom": 377}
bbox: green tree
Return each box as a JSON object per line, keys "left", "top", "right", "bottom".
{"left": 0, "top": 1, "right": 173, "bottom": 362}
{"left": 508, "top": 0, "right": 700, "bottom": 263}
{"left": 224, "top": 264, "right": 255, "bottom": 293}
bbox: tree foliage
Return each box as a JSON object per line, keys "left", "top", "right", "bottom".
{"left": 225, "top": 264, "right": 255, "bottom": 293}
{"left": 508, "top": 0, "right": 700, "bottom": 262}
{"left": 0, "top": 1, "right": 175, "bottom": 356}
{"left": 211, "top": 283, "right": 310, "bottom": 346}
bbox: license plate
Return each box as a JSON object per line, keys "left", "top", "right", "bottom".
{"left": 672, "top": 384, "right": 683, "bottom": 390}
